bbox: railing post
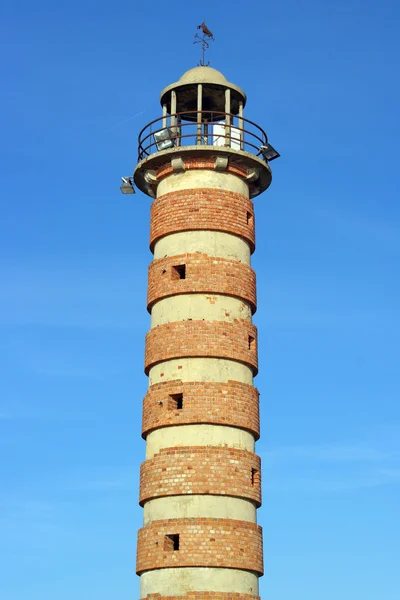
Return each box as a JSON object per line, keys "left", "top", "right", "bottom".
{"left": 176, "top": 115, "right": 181, "bottom": 147}
{"left": 197, "top": 84, "right": 203, "bottom": 145}
{"left": 171, "top": 90, "right": 177, "bottom": 134}
{"left": 162, "top": 104, "right": 167, "bottom": 130}
{"left": 238, "top": 101, "right": 244, "bottom": 150}
{"left": 225, "top": 89, "right": 231, "bottom": 147}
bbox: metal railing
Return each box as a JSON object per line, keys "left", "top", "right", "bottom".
{"left": 137, "top": 111, "right": 268, "bottom": 161}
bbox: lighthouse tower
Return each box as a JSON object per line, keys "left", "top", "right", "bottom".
{"left": 133, "top": 62, "right": 278, "bottom": 600}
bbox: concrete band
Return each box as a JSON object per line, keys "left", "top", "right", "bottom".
{"left": 150, "top": 188, "right": 256, "bottom": 253}
{"left": 142, "top": 380, "right": 260, "bottom": 440}
{"left": 153, "top": 231, "right": 251, "bottom": 264}
{"left": 151, "top": 294, "right": 252, "bottom": 328}
{"left": 145, "top": 424, "right": 255, "bottom": 459}
{"left": 140, "top": 568, "right": 259, "bottom": 598}
{"left": 144, "top": 320, "right": 258, "bottom": 376}
{"left": 143, "top": 496, "right": 257, "bottom": 526}
{"left": 156, "top": 168, "right": 250, "bottom": 197}
{"left": 149, "top": 358, "right": 253, "bottom": 386}
{"left": 139, "top": 446, "right": 262, "bottom": 507}
{"left": 136, "top": 518, "right": 263, "bottom": 576}
{"left": 147, "top": 253, "right": 257, "bottom": 314}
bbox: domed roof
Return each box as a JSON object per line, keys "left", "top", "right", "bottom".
{"left": 178, "top": 66, "right": 229, "bottom": 86}
{"left": 160, "top": 66, "right": 247, "bottom": 116}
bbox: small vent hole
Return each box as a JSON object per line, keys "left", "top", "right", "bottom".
{"left": 246, "top": 211, "right": 254, "bottom": 228}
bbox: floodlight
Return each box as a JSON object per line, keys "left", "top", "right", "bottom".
{"left": 154, "top": 128, "right": 175, "bottom": 152}
{"left": 120, "top": 176, "right": 135, "bottom": 194}
{"left": 260, "top": 143, "right": 280, "bottom": 162}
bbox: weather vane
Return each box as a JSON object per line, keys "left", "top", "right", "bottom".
{"left": 194, "top": 22, "right": 215, "bottom": 66}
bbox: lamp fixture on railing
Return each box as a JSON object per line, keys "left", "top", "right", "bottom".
{"left": 260, "top": 143, "right": 280, "bottom": 162}
{"left": 153, "top": 128, "right": 175, "bottom": 152}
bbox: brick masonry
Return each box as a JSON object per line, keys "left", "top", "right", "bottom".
{"left": 139, "top": 446, "right": 261, "bottom": 507}
{"left": 145, "top": 320, "right": 258, "bottom": 375}
{"left": 150, "top": 189, "right": 256, "bottom": 252}
{"left": 147, "top": 253, "right": 257, "bottom": 314}
{"left": 142, "top": 380, "right": 260, "bottom": 440}
{"left": 136, "top": 518, "right": 263, "bottom": 575}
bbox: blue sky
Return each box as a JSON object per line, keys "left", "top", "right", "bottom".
{"left": 1, "top": 0, "right": 399, "bottom": 598}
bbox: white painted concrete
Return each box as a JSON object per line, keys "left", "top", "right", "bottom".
{"left": 157, "top": 169, "right": 249, "bottom": 197}
{"left": 148, "top": 357, "right": 254, "bottom": 386}
{"left": 140, "top": 567, "right": 259, "bottom": 597}
{"left": 151, "top": 294, "right": 252, "bottom": 326}
{"left": 145, "top": 424, "right": 255, "bottom": 458}
{"left": 154, "top": 231, "right": 251, "bottom": 264}
{"left": 143, "top": 495, "right": 257, "bottom": 525}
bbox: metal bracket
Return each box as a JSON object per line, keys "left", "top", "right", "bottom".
{"left": 246, "top": 168, "right": 259, "bottom": 183}
{"left": 144, "top": 170, "right": 157, "bottom": 184}
{"left": 171, "top": 158, "right": 185, "bottom": 173}
{"left": 214, "top": 156, "right": 229, "bottom": 171}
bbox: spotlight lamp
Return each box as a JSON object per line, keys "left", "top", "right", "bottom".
{"left": 120, "top": 176, "right": 135, "bottom": 194}
{"left": 260, "top": 143, "right": 280, "bottom": 162}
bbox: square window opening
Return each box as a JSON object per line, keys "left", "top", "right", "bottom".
{"left": 164, "top": 534, "right": 180, "bottom": 551}
{"left": 172, "top": 264, "right": 186, "bottom": 280}
{"left": 169, "top": 393, "right": 183, "bottom": 410}
{"left": 248, "top": 335, "right": 256, "bottom": 351}
{"left": 246, "top": 211, "right": 254, "bottom": 227}
{"left": 251, "top": 468, "right": 261, "bottom": 487}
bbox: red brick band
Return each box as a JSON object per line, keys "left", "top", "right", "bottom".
{"left": 147, "top": 253, "right": 257, "bottom": 313}
{"left": 139, "top": 446, "right": 262, "bottom": 507}
{"left": 136, "top": 518, "right": 263, "bottom": 575}
{"left": 156, "top": 158, "right": 249, "bottom": 182}
{"left": 142, "top": 380, "right": 260, "bottom": 440}
{"left": 145, "top": 321, "right": 258, "bottom": 375}
{"left": 150, "top": 189, "right": 255, "bottom": 253}
{"left": 143, "top": 594, "right": 260, "bottom": 600}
